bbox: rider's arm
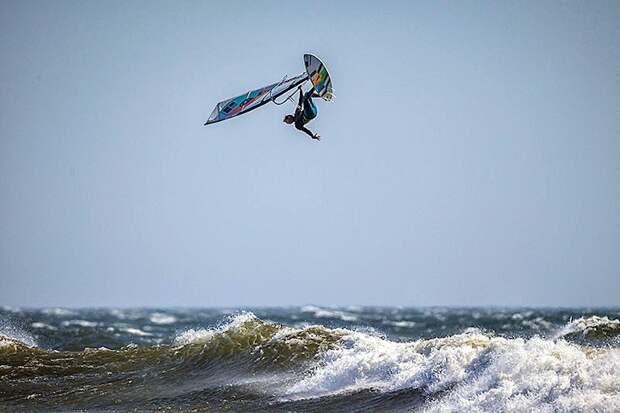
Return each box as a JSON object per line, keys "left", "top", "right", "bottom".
{"left": 298, "top": 124, "right": 316, "bottom": 139}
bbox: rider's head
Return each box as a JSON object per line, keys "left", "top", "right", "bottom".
{"left": 283, "top": 115, "right": 295, "bottom": 124}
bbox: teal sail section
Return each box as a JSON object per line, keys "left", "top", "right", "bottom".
{"left": 205, "top": 73, "right": 308, "bottom": 125}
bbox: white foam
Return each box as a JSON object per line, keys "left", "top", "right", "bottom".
{"left": 521, "top": 316, "right": 553, "bottom": 331}
{"left": 31, "top": 322, "right": 57, "bottom": 331}
{"left": 0, "top": 321, "right": 37, "bottom": 348}
{"left": 122, "top": 328, "right": 152, "bottom": 337}
{"left": 554, "top": 315, "right": 620, "bottom": 339}
{"left": 382, "top": 320, "right": 417, "bottom": 328}
{"left": 282, "top": 329, "right": 620, "bottom": 412}
{"left": 423, "top": 338, "right": 620, "bottom": 413}
{"left": 149, "top": 312, "right": 177, "bottom": 325}
{"left": 41, "top": 308, "right": 76, "bottom": 316}
{"left": 301, "top": 305, "right": 358, "bottom": 322}
{"left": 271, "top": 324, "right": 348, "bottom": 344}
{"left": 174, "top": 328, "right": 215, "bottom": 345}
{"left": 61, "top": 320, "right": 98, "bottom": 328}
{"left": 284, "top": 331, "right": 486, "bottom": 398}
{"left": 174, "top": 312, "right": 257, "bottom": 346}
{"left": 109, "top": 309, "right": 127, "bottom": 319}
{"left": 511, "top": 310, "right": 534, "bottom": 320}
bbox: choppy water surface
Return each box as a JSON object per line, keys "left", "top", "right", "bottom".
{"left": 1, "top": 306, "right": 619, "bottom": 412}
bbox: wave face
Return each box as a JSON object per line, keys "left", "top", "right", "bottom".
{"left": 1, "top": 307, "right": 619, "bottom": 412}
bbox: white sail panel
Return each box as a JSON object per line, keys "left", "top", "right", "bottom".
{"left": 205, "top": 73, "right": 308, "bottom": 125}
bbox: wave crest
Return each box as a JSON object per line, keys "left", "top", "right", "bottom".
{"left": 3, "top": 312, "right": 620, "bottom": 412}
{"left": 284, "top": 330, "right": 492, "bottom": 398}
{"left": 555, "top": 316, "right": 620, "bottom": 340}
{"left": 0, "top": 320, "right": 37, "bottom": 349}
{"left": 282, "top": 328, "right": 620, "bottom": 412}
{"left": 173, "top": 312, "right": 344, "bottom": 369}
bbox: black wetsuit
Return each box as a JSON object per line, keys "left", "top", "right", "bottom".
{"left": 294, "top": 89, "right": 319, "bottom": 138}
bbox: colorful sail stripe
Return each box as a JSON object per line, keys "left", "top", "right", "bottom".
{"left": 206, "top": 73, "right": 308, "bottom": 125}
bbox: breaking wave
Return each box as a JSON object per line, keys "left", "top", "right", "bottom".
{"left": 1, "top": 312, "right": 619, "bottom": 412}
{"left": 555, "top": 315, "right": 620, "bottom": 341}
{"left": 283, "top": 327, "right": 620, "bottom": 412}
{"left": 0, "top": 320, "right": 37, "bottom": 349}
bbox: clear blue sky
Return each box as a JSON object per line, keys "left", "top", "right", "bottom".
{"left": 1, "top": 1, "right": 619, "bottom": 307}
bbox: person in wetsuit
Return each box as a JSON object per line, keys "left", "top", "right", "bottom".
{"left": 283, "top": 86, "right": 321, "bottom": 141}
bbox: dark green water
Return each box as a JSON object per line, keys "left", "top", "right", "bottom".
{"left": 1, "top": 306, "right": 619, "bottom": 412}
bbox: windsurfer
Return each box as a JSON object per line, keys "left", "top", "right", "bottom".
{"left": 283, "top": 86, "right": 321, "bottom": 140}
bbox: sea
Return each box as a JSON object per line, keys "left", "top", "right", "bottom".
{"left": 1, "top": 306, "right": 619, "bottom": 412}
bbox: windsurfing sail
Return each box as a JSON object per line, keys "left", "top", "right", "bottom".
{"left": 304, "top": 54, "right": 334, "bottom": 101}
{"left": 204, "top": 73, "right": 308, "bottom": 125}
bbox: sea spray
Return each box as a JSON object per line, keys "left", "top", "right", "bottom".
{"left": 1, "top": 307, "right": 619, "bottom": 412}
{"left": 0, "top": 319, "right": 37, "bottom": 348}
